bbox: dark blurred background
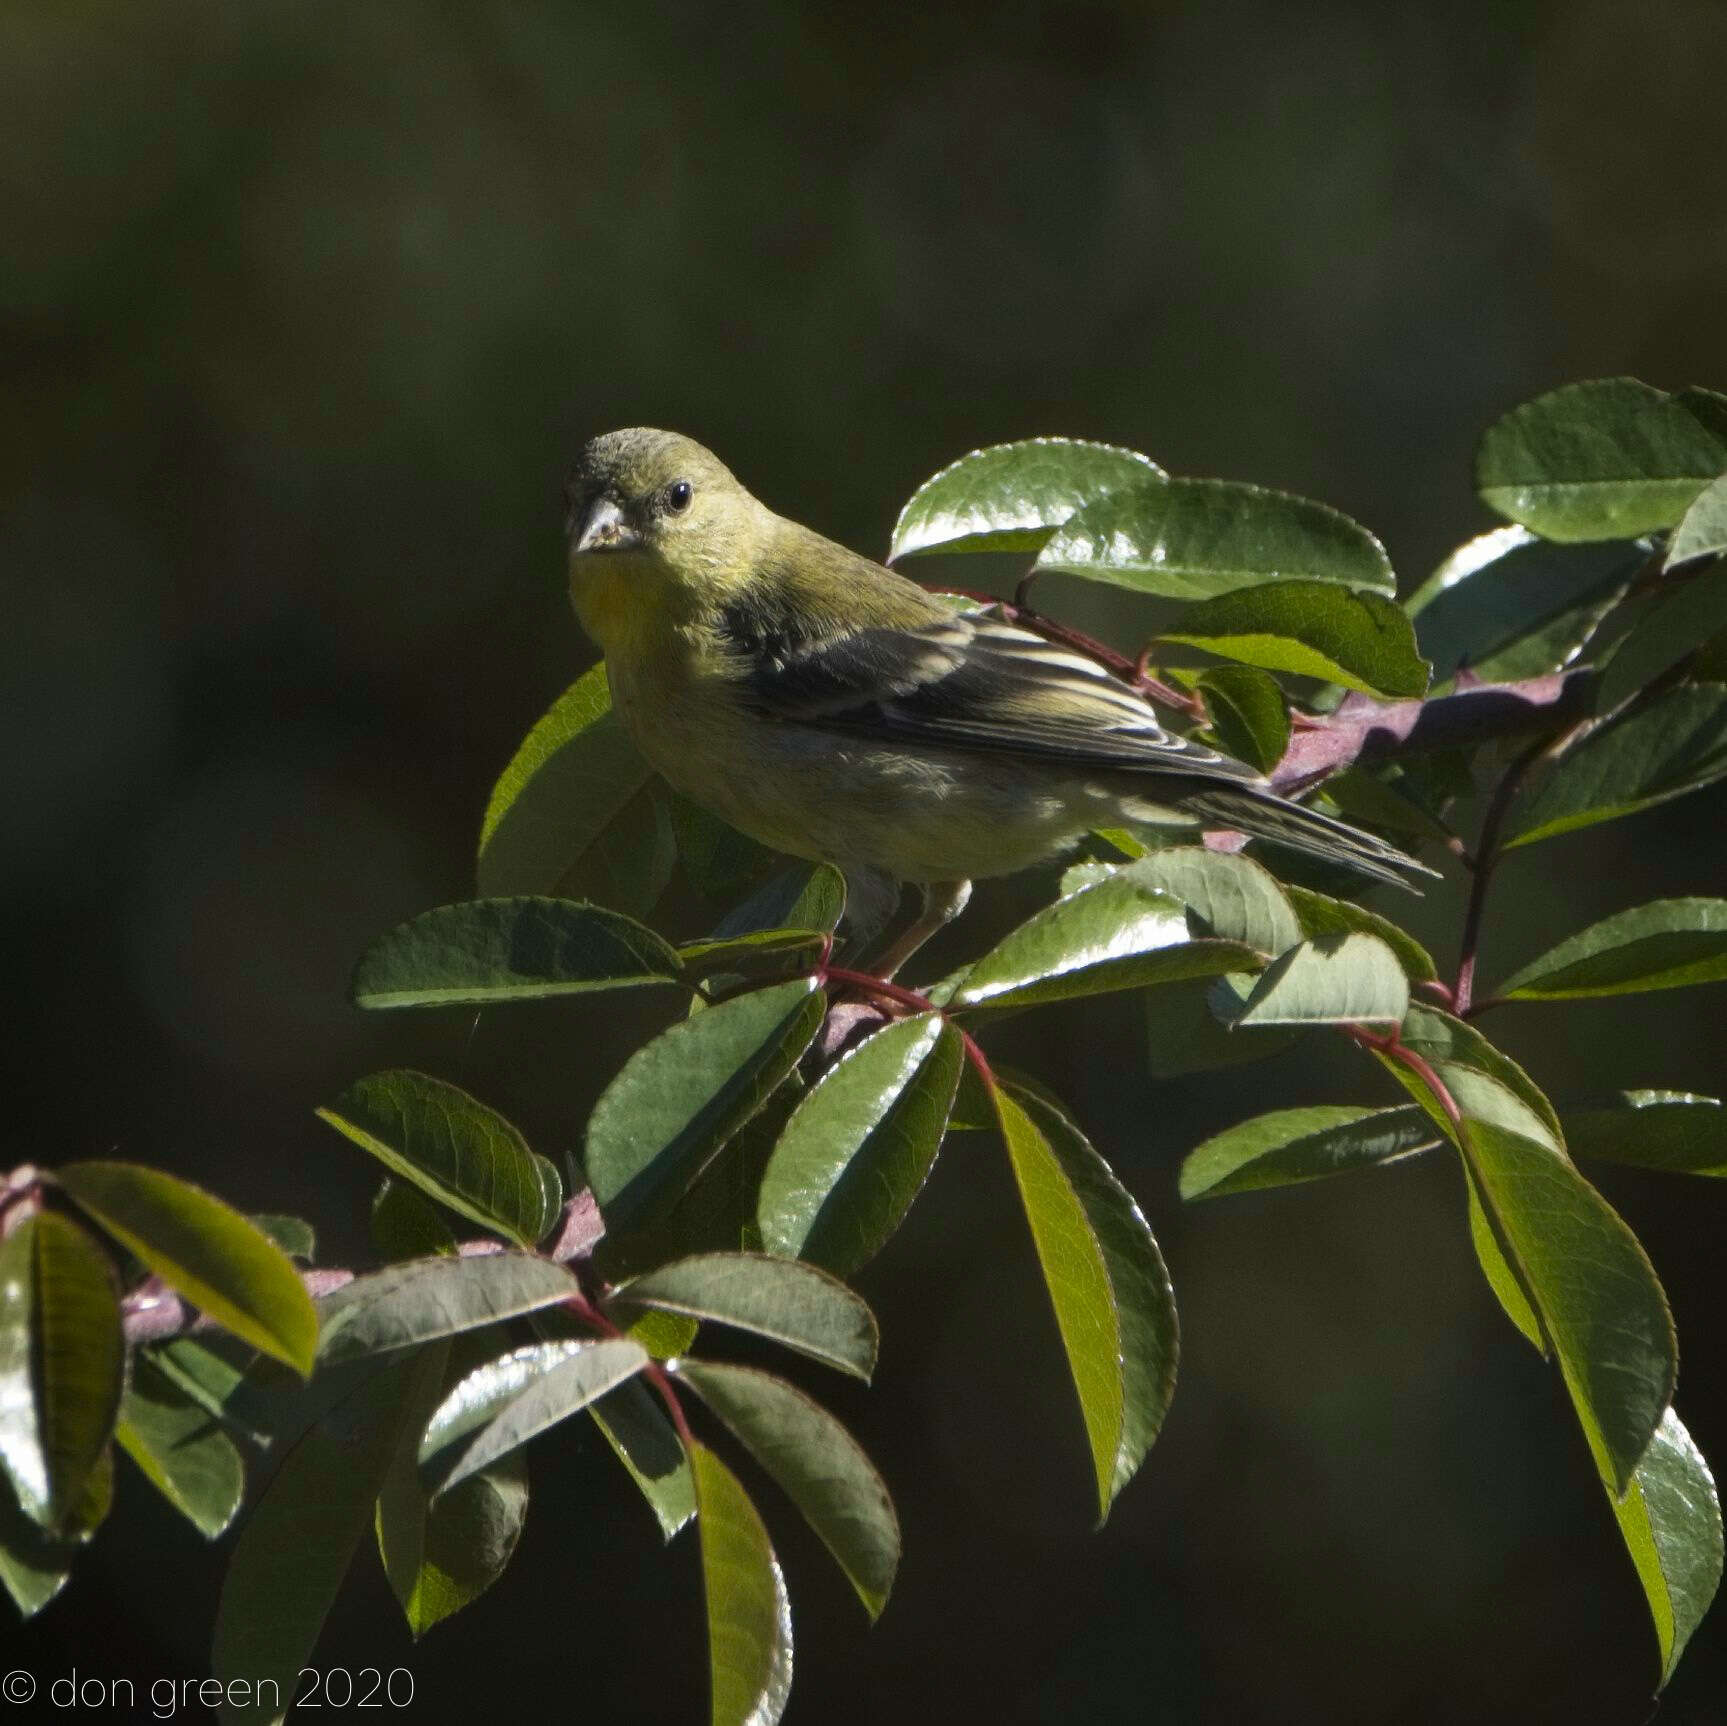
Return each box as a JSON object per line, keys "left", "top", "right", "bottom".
{"left": 7, "top": 1, "right": 1727, "bottom": 1720}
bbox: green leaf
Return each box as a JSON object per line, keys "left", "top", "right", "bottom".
{"left": 1194, "top": 665, "right": 1289, "bottom": 771}
{"left": 889, "top": 437, "right": 1164, "bottom": 560}
{"left": 1144, "top": 980, "right": 1302, "bottom": 1077}
{"left": 379, "top": 1446, "right": 527, "bottom": 1640}
{"left": 1179, "top": 1104, "right": 1436, "bottom": 1200}
{"left": 1010, "top": 1089, "right": 1178, "bottom": 1513}
{"left": 213, "top": 1347, "right": 446, "bottom": 1725}
{"left": 610, "top": 1253, "right": 876, "bottom": 1381}
{"left": 376, "top": 1332, "right": 527, "bottom": 1639}
{"left": 315, "top": 1070, "right": 562, "bottom": 1249}
{"left": 689, "top": 1440, "right": 793, "bottom": 1726}
{"left": 0, "top": 1213, "right": 124, "bottom": 1530}
{"left": 1396, "top": 1004, "right": 1564, "bottom": 1145}
{"left": 476, "top": 664, "right": 656, "bottom": 898}
{"left": 1508, "top": 684, "right": 1727, "bottom": 847}
{"left": 676, "top": 1359, "right": 898, "bottom": 1619}
{"left": 115, "top": 1354, "right": 245, "bottom": 1540}
{"left": 1598, "top": 564, "right": 1727, "bottom": 711}
{"left": 371, "top": 1179, "right": 458, "bottom": 1261}
{"left": 588, "top": 1377, "right": 696, "bottom": 1541}
{"left": 146, "top": 1338, "right": 266, "bottom": 1446}
{"left": 1120, "top": 846, "right": 1302, "bottom": 956}
{"left": 709, "top": 862, "right": 847, "bottom": 943}
{"left": 317, "top": 1255, "right": 580, "bottom": 1363}
{"left": 1667, "top": 472, "right": 1727, "bottom": 570}
{"left": 1161, "top": 581, "right": 1428, "bottom": 697}
{"left": 554, "top": 782, "right": 678, "bottom": 919}
{"left": 952, "top": 874, "right": 1261, "bottom": 1010}
{"left": 585, "top": 979, "right": 825, "bottom": 1237}
{"left": 250, "top": 1215, "right": 315, "bottom": 1261}
{"left": 1465, "top": 1173, "right": 1543, "bottom": 1350}
{"left": 1036, "top": 477, "right": 1395, "bottom": 600}
{"left": 419, "top": 1338, "right": 650, "bottom": 1495}
{"left": 1498, "top": 898, "right": 1727, "bottom": 1000}
{"left": 0, "top": 1465, "right": 79, "bottom": 1618}
{"left": 757, "top": 1015, "right": 961, "bottom": 1275}
{"left": 352, "top": 897, "right": 684, "bottom": 1008}
{"left": 669, "top": 793, "right": 777, "bottom": 900}
{"left": 1406, "top": 528, "right": 1644, "bottom": 683}
{"left": 56, "top": 1161, "right": 316, "bottom": 1379}
{"left": 1231, "top": 933, "right": 1409, "bottom": 1028}
{"left": 676, "top": 929, "right": 829, "bottom": 976}
{"left": 1612, "top": 1406, "right": 1723, "bottom": 1688}
{"left": 1459, "top": 1119, "right": 1676, "bottom": 1493}
{"left": 1564, "top": 1091, "right": 1727, "bottom": 1176}
{"left": 1283, "top": 883, "right": 1438, "bottom": 982}
{"left": 1475, "top": 378, "right": 1727, "bottom": 542}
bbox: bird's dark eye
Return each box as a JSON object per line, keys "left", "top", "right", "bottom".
{"left": 666, "top": 480, "right": 693, "bottom": 514}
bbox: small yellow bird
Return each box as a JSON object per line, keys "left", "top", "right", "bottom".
{"left": 566, "top": 428, "right": 1428, "bottom": 972}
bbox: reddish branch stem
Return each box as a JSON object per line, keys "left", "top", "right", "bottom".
{"left": 1453, "top": 736, "right": 1549, "bottom": 1016}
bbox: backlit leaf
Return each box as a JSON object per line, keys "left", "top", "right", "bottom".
{"left": 1232, "top": 933, "right": 1409, "bottom": 1028}
{"left": 1598, "top": 565, "right": 1727, "bottom": 712}
{"left": 1194, "top": 664, "right": 1289, "bottom": 772}
{"left": 1498, "top": 899, "right": 1727, "bottom": 1000}
{"left": 116, "top": 1354, "right": 245, "bottom": 1540}
{"left": 1667, "top": 472, "right": 1727, "bottom": 570}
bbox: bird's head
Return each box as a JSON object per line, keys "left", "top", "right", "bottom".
{"left": 565, "top": 428, "right": 763, "bottom": 649}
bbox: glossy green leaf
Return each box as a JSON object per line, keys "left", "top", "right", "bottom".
{"left": 610, "top": 1253, "right": 876, "bottom": 1381}
{"left": 1121, "top": 846, "right": 1302, "bottom": 956}
{"left": 1475, "top": 378, "right": 1727, "bottom": 542}
{"left": 585, "top": 979, "right": 825, "bottom": 1236}
{"left": 1564, "top": 1092, "right": 1727, "bottom": 1176}
{"left": 115, "top": 1354, "right": 245, "bottom": 1540}
{"left": 1011, "top": 1088, "right": 1178, "bottom": 1512}
{"left": 1180, "top": 1103, "right": 1437, "bottom": 1199}
{"left": 953, "top": 873, "right": 1261, "bottom": 1009}
{"left": 689, "top": 1439, "right": 794, "bottom": 1726}
{"left": 1598, "top": 565, "right": 1727, "bottom": 711}
{"left": 677, "top": 1359, "right": 898, "bottom": 1618}
{"left": 146, "top": 1338, "right": 265, "bottom": 1445}
{"left": 1036, "top": 478, "right": 1395, "bottom": 600}
{"left": 589, "top": 1377, "right": 696, "bottom": 1541}
{"left": 1283, "top": 883, "right": 1438, "bottom": 982}
{"left": 1232, "top": 933, "right": 1409, "bottom": 1028}
{"left": 1406, "top": 528, "right": 1644, "bottom": 684}
{"left": 1194, "top": 664, "right": 1289, "bottom": 771}
{"left": 0, "top": 1213, "right": 124, "bottom": 1530}
{"left": 316, "top": 1070, "right": 561, "bottom": 1249}
{"left": 317, "top": 1255, "right": 580, "bottom": 1363}
{"left": 889, "top": 437, "right": 1164, "bottom": 560}
{"left": 352, "top": 897, "right": 684, "bottom": 1008}
{"left": 1612, "top": 1405, "right": 1723, "bottom": 1687}
{"left": 1460, "top": 1119, "right": 1676, "bottom": 1493}
{"left": 56, "top": 1160, "right": 315, "bottom": 1379}
{"left": 1509, "top": 684, "right": 1727, "bottom": 847}
{"left": 676, "top": 929, "right": 828, "bottom": 976}
{"left": 1320, "top": 765, "right": 1458, "bottom": 847}
{"left": 758, "top": 1015, "right": 961, "bottom": 1275}
{"left": 1162, "top": 581, "right": 1428, "bottom": 697}
{"left": 1667, "top": 472, "right": 1727, "bottom": 570}
{"left": 1498, "top": 898, "right": 1727, "bottom": 1000}
{"left": 419, "top": 1338, "right": 649, "bottom": 1495}
{"left": 213, "top": 1347, "right": 446, "bottom": 1725}
{"left": 1464, "top": 1173, "right": 1543, "bottom": 1350}
{"left": 476, "top": 663, "right": 656, "bottom": 898}
{"left": 371, "top": 1178, "right": 458, "bottom": 1261}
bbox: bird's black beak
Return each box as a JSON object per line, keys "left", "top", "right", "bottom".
{"left": 572, "top": 495, "right": 641, "bottom": 555}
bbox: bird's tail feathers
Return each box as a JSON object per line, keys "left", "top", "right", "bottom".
{"left": 1181, "top": 786, "right": 1438, "bottom": 893}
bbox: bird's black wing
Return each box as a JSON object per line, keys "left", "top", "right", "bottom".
{"left": 728, "top": 605, "right": 1262, "bottom": 785}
